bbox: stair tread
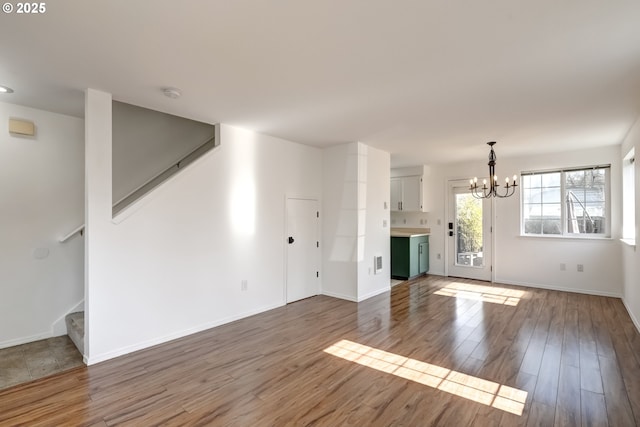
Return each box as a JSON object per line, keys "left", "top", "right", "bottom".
{"left": 66, "top": 312, "right": 84, "bottom": 328}
{"left": 65, "top": 311, "right": 85, "bottom": 353}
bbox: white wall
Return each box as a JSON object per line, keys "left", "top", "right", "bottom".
{"left": 621, "top": 116, "right": 640, "bottom": 330}
{"left": 322, "top": 142, "right": 391, "bottom": 302}
{"left": 357, "top": 144, "right": 391, "bottom": 301}
{"left": 422, "top": 145, "right": 623, "bottom": 296}
{"left": 85, "top": 90, "right": 322, "bottom": 363}
{"left": 0, "top": 101, "right": 84, "bottom": 348}
{"left": 322, "top": 143, "right": 358, "bottom": 301}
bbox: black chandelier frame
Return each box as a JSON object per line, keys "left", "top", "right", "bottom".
{"left": 469, "top": 141, "right": 518, "bottom": 199}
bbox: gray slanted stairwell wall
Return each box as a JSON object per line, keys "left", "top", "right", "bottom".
{"left": 112, "top": 101, "right": 220, "bottom": 217}
{"left": 112, "top": 132, "right": 219, "bottom": 216}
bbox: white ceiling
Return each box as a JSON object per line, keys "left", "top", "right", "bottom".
{"left": 1, "top": 0, "right": 639, "bottom": 166}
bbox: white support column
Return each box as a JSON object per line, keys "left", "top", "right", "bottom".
{"left": 84, "top": 88, "right": 112, "bottom": 363}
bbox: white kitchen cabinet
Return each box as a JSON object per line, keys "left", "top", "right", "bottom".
{"left": 390, "top": 175, "right": 423, "bottom": 212}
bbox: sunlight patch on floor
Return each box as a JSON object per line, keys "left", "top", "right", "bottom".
{"left": 434, "top": 282, "right": 525, "bottom": 306}
{"left": 324, "top": 339, "right": 527, "bottom": 416}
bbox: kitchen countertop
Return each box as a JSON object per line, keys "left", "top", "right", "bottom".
{"left": 390, "top": 227, "right": 430, "bottom": 237}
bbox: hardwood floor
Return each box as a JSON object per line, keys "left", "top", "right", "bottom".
{"left": 1, "top": 275, "right": 639, "bottom": 426}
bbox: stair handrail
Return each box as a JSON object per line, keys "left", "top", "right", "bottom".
{"left": 59, "top": 224, "right": 85, "bottom": 243}
{"left": 60, "top": 125, "right": 219, "bottom": 243}
{"left": 112, "top": 134, "right": 218, "bottom": 213}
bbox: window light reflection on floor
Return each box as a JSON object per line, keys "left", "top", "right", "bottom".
{"left": 324, "top": 339, "right": 527, "bottom": 416}
{"left": 433, "top": 282, "right": 525, "bottom": 306}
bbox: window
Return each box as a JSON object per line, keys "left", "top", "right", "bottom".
{"left": 521, "top": 165, "right": 610, "bottom": 237}
{"left": 622, "top": 149, "right": 635, "bottom": 242}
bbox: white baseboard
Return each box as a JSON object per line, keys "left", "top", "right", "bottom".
{"left": 84, "top": 302, "right": 283, "bottom": 366}
{"left": 494, "top": 278, "right": 622, "bottom": 298}
{"left": 0, "top": 330, "right": 66, "bottom": 350}
{"left": 322, "top": 290, "right": 358, "bottom": 302}
{"left": 0, "top": 299, "right": 85, "bottom": 350}
{"left": 357, "top": 286, "right": 391, "bottom": 302}
{"left": 622, "top": 298, "right": 640, "bottom": 334}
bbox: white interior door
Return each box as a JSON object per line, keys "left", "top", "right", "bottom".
{"left": 447, "top": 181, "right": 492, "bottom": 281}
{"left": 286, "top": 198, "right": 319, "bottom": 303}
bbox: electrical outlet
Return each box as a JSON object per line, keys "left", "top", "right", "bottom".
{"left": 403, "top": 219, "right": 407, "bottom": 224}
{"left": 384, "top": 202, "right": 388, "bottom": 209}
{"left": 577, "top": 264, "right": 584, "bottom": 272}
{"left": 437, "top": 253, "right": 441, "bottom": 260}
{"left": 420, "top": 219, "right": 424, "bottom": 225}
{"left": 383, "top": 219, "right": 387, "bottom": 228}
{"left": 437, "top": 219, "right": 441, "bottom": 225}
{"left": 560, "top": 263, "right": 566, "bottom": 271}
{"left": 241, "top": 279, "right": 248, "bottom": 291}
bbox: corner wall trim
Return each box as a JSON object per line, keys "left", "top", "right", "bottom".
{"left": 321, "top": 290, "right": 358, "bottom": 302}
{"left": 357, "top": 286, "right": 391, "bottom": 302}
{"left": 622, "top": 298, "right": 640, "bottom": 335}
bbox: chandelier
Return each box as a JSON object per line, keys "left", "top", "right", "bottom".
{"left": 469, "top": 141, "right": 518, "bottom": 199}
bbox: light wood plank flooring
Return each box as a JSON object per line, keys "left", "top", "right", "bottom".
{"left": 1, "top": 275, "right": 639, "bottom": 426}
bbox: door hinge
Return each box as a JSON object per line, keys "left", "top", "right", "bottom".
{"left": 317, "top": 211, "right": 319, "bottom": 218}
{"left": 316, "top": 241, "right": 319, "bottom": 248}
{"left": 490, "top": 265, "right": 493, "bottom": 272}
{"left": 316, "top": 271, "right": 319, "bottom": 278}
{"left": 490, "top": 226, "right": 493, "bottom": 232}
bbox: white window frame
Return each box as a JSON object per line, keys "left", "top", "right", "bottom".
{"left": 622, "top": 149, "right": 635, "bottom": 245}
{"left": 520, "top": 165, "right": 611, "bottom": 239}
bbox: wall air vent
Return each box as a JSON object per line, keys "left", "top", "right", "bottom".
{"left": 374, "top": 256, "right": 383, "bottom": 274}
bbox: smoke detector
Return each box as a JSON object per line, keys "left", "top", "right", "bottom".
{"left": 162, "top": 87, "right": 181, "bottom": 99}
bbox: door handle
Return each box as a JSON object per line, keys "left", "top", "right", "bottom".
{"left": 288, "top": 236, "right": 295, "bottom": 244}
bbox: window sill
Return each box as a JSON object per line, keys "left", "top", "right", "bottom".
{"left": 518, "top": 234, "right": 613, "bottom": 242}
{"left": 620, "top": 238, "right": 636, "bottom": 248}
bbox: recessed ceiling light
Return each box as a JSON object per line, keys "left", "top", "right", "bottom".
{"left": 162, "top": 87, "right": 181, "bottom": 99}
{"left": 0, "top": 85, "right": 14, "bottom": 94}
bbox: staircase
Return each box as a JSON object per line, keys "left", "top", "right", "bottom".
{"left": 65, "top": 312, "right": 84, "bottom": 355}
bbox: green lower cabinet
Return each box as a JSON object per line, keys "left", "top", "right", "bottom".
{"left": 391, "top": 235, "right": 429, "bottom": 280}
{"left": 418, "top": 241, "right": 429, "bottom": 274}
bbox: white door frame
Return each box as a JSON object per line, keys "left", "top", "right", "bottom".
{"left": 444, "top": 179, "right": 495, "bottom": 282}
{"left": 284, "top": 196, "right": 320, "bottom": 304}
